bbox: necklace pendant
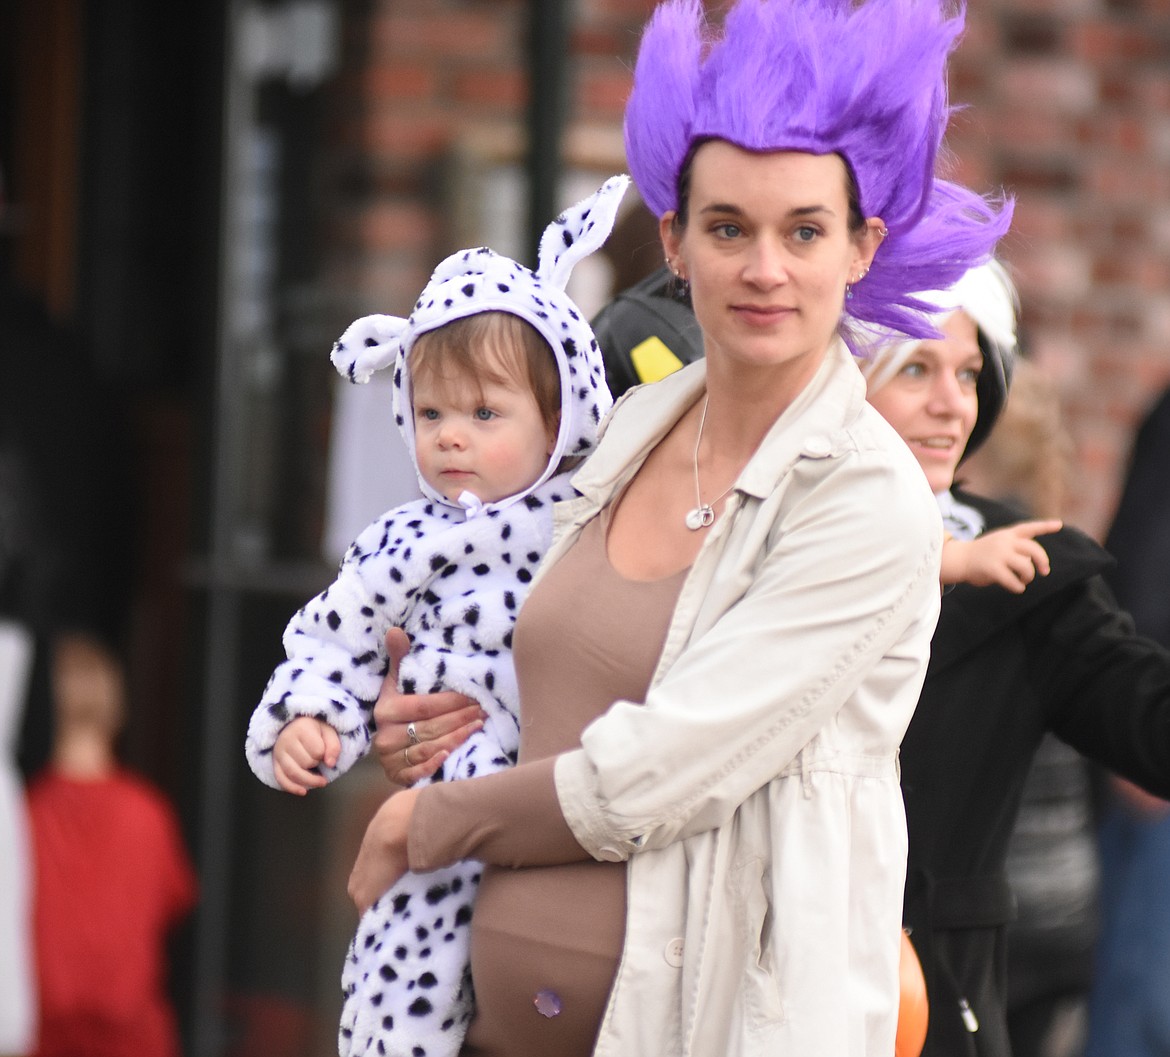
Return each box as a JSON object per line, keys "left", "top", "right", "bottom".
{"left": 685, "top": 505, "right": 715, "bottom": 531}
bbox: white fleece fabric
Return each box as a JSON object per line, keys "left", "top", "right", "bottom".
{"left": 245, "top": 175, "right": 629, "bottom": 1057}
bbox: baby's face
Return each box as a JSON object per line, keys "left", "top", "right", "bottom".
{"left": 411, "top": 360, "right": 555, "bottom": 506}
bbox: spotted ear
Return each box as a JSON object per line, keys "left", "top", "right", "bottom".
{"left": 537, "top": 174, "right": 630, "bottom": 291}
{"left": 330, "top": 314, "right": 411, "bottom": 384}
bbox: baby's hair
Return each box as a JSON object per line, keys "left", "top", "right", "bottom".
{"left": 411, "top": 312, "right": 561, "bottom": 439}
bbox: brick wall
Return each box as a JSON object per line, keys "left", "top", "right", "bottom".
{"left": 950, "top": 1, "right": 1170, "bottom": 537}
{"left": 323, "top": 0, "right": 1170, "bottom": 540}
{"left": 320, "top": 0, "right": 653, "bottom": 317}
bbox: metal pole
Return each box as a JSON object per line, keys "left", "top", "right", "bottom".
{"left": 526, "top": 0, "right": 572, "bottom": 265}
{"left": 190, "top": 2, "right": 251, "bottom": 1052}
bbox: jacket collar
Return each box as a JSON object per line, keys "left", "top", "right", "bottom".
{"left": 572, "top": 338, "right": 868, "bottom": 507}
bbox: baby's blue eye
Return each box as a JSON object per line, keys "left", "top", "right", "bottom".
{"left": 420, "top": 408, "right": 440, "bottom": 421}
{"left": 474, "top": 407, "right": 496, "bottom": 421}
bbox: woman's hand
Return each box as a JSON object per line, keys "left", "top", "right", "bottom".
{"left": 348, "top": 786, "right": 421, "bottom": 914}
{"left": 373, "top": 628, "right": 485, "bottom": 787}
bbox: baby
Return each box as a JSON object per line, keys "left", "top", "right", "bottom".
{"left": 245, "top": 175, "right": 628, "bottom": 1057}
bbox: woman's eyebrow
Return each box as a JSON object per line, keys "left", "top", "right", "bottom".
{"left": 696, "top": 203, "right": 836, "bottom": 218}
{"left": 791, "top": 204, "right": 836, "bottom": 218}
{"left": 697, "top": 202, "right": 745, "bottom": 216}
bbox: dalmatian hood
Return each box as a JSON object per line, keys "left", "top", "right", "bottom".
{"left": 331, "top": 174, "right": 629, "bottom": 515}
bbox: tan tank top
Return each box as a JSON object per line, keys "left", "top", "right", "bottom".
{"left": 412, "top": 506, "right": 687, "bottom": 1056}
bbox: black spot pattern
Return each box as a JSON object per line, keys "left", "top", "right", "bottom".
{"left": 311, "top": 475, "right": 570, "bottom": 1056}
{"left": 257, "top": 176, "right": 630, "bottom": 1057}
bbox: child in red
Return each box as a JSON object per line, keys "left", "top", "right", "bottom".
{"left": 27, "top": 635, "right": 196, "bottom": 1057}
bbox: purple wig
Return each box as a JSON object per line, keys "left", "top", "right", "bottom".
{"left": 623, "top": 0, "right": 1012, "bottom": 346}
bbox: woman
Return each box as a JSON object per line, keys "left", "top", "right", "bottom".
{"left": 347, "top": 1, "right": 1008, "bottom": 1054}
{"left": 860, "top": 261, "right": 1170, "bottom": 1057}
{"left": 964, "top": 357, "right": 1099, "bottom": 1057}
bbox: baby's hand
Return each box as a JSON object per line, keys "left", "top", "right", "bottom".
{"left": 273, "top": 717, "right": 342, "bottom": 795}
{"left": 942, "top": 519, "right": 1063, "bottom": 593}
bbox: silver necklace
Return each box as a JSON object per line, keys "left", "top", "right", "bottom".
{"left": 685, "top": 396, "right": 735, "bottom": 530}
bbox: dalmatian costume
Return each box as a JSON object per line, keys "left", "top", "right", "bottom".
{"left": 245, "top": 174, "right": 629, "bottom": 1057}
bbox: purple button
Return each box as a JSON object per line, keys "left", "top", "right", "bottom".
{"left": 534, "top": 988, "right": 563, "bottom": 1018}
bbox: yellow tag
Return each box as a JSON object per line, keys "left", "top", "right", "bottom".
{"left": 630, "top": 336, "right": 685, "bottom": 384}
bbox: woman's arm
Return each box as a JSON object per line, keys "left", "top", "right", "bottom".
{"left": 374, "top": 448, "right": 939, "bottom": 884}
{"left": 557, "top": 449, "right": 941, "bottom": 859}
{"left": 1038, "top": 575, "right": 1170, "bottom": 797}
{"left": 349, "top": 756, "right": 591, "bottom": 911}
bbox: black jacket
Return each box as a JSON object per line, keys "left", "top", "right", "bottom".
{"left": 902, "top": 490, "right": 1170, "bottom": 1057}
{"left": 1105, "top": 387, "right": 1170, "bottom": 644}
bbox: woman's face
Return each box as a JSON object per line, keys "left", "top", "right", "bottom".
{"left": 660, "top": 141, "right": 882, "bottom": 388}
{"left": 866, "top": 310, "right": 982, "bottom": 494}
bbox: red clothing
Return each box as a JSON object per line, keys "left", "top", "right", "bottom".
{"left": 27, "top": 768, "right": 197, "bottom": 1057}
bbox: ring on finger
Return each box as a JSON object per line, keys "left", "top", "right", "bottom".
{"left": 407, "top": 722, "right": 422, "bottom": 746}
{"left": 403, "top": 745, "right": 414, "bottom": 767}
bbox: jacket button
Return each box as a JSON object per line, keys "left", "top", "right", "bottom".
{"left": 664, "top": 938, "right": 685, "bottom": 967}
{"left": 596, "top": 845, "right": 624, "bottom": 862}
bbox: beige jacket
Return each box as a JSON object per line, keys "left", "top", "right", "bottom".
{"left": 550, "top": 340, "right": 942, "bottom": 1057}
